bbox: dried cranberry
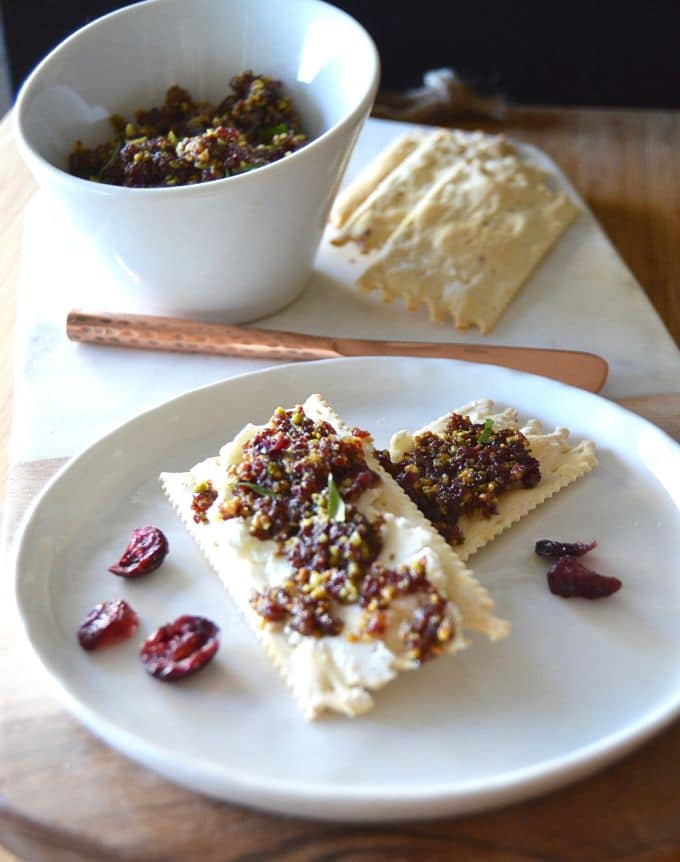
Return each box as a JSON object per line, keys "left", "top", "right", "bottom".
{"left": 140, "top": 615, "right": 220, "bottom": 680}
{"left": 535, "top": 539, "right": 598, "bottom": 559}
{"left": 109, "top": 526, "right": 169, "bottom": 577}
{"left": 78, "top": 599, "right": 139, "bottom": 651}
{"left": 402, "top": 597, "right": 448, "bottom": 663}
{"left": 363, "top": 610, "right": 387, "bottom": 638}
{"left": 288, "top": 596, "right": 343, "bottom": 637}
{"left": 251, "top": 587, "right": 343, "bottom": 637}
{"left": 215, "top": 125, "right": 239, "bottom": 141}
{"left": 547, "top": 556, "right": 622, "bottom": 599}
{"left": 251, "top": 590, "right": 290, "bottom": 622}
{"left": 192, "top": 483, "right": 218, "bottom": 523}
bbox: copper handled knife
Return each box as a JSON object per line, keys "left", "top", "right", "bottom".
{"left": 66, "top": 310, "right": 609, "bottom": 392}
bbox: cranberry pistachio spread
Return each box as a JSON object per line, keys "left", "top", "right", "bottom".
{"left": 69, "top": 72, "right": 307, "bottom": 188}
{"left": 384, "top": 401, "right": 597, "bottom": 561}
{"left": 160, "top": 395, "right": 508, "bottom": 719}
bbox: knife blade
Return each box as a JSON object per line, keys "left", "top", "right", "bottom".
{"left": 66, "top": 310, "right": 609, "bottom": 392}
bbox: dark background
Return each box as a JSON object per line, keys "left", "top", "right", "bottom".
{"left": 3, "top": 0, "right": 680, "bottom": 108}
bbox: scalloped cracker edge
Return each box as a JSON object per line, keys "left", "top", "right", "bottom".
{"left": 388, "top": 400, "right": 597, "bottom": 561}
{"left": 160, "top": 395, "right": 508, "bottom": 721}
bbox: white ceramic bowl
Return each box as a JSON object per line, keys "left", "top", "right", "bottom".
{"left": 14, "top": 0, "right": 379, "bottom": 322}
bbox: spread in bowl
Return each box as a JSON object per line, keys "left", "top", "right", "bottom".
{"left": 69, "top": 71, "right": 308, "bottom": 188}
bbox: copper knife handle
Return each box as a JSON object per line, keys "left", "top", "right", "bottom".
{"left": 66, "top": 310, "right": 609, "bottom": 392}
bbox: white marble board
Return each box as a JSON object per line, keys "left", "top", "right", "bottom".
{"left": 13, "top": 117, "right": 680, "bottom": 465}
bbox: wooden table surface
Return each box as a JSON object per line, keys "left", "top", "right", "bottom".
{"left": 0, "top": 106, "right": 679, "bottom": 862}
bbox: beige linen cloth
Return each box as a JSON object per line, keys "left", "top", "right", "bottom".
{"left": 373, "top": 68, "right": 506, "bottom": 124}
{"left": 2, "top": 458, "right": 69, "bottom": 551}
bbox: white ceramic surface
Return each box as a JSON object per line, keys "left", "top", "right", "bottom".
{"left": 13, "top": 358, "right": 680, "bottom": 821}
{"left": 13, "top": 0, "right": 379, "bottom": 321}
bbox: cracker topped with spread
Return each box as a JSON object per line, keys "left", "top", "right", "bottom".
{"left": 380, "top": 400, "right": 597, "bottom": 560}
{"left": 331, "top": 129, "right": 580, "bottom": 333}
{"left": 160, "top": 395, "right": 508, "bottom": 720}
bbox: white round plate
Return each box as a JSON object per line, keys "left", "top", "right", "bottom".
{"left": 13, "top": 358, "right": 680, "bottom": 821}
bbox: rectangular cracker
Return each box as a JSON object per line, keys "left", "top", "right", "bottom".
{"left": 329, "top": 132, "right": 422, "bottom": 229}
{"left": 160, "top": 395, "right": 508, "bottom": 720}
{"left": 331, "top": 129, "right": 512, "bottom": 252}
{"left": 356, "top": 153, "right": 580, "bottom": 333}
{"left": 387, "top": 400, "right": 597, "bottom": 560}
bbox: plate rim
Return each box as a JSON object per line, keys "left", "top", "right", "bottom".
{"left": 11, "top": 356, "right": 680, "bottom": 820}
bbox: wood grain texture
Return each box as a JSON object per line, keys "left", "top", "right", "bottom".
{"left": 454, "top": 108, "right": 680, "bottom": 347}
{"left": 0, "top": 106, "right": 679, "bottom": 862}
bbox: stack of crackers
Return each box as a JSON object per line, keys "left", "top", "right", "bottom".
{"left": 330, "top": 129, "right": 579, "bottom": 334}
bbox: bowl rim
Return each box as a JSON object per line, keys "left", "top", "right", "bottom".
{"left": 13, "top": 0, "right": 380, "bottom": 198}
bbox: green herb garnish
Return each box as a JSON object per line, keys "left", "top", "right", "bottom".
{"left": 259, "top": 123, "right": 288, "bottom": 143}
{"left": 238, "top": 481, "right": 277, "bottom": 497}
{"left": 478, "top": 418, "right": 494, "bottom": 445}
{"left": 94, "top": 138, "right": 123, "bottom": 181}
{"left": 327, "top": 474, "right": 346, "bottom": 522}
